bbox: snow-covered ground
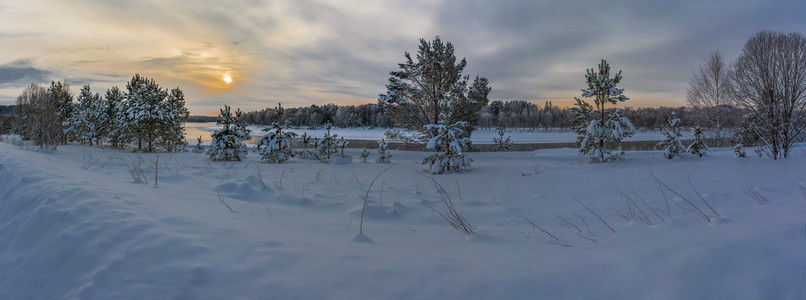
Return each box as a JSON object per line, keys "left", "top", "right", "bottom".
{"left": 185, "top": 123, "right": 670, "bottom": 145}
{"left": 1, "top": 141, "right": 805, "bottom": 299}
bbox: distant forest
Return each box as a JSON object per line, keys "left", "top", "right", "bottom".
{"left": 6, "top": 101, "right": 746, "bottom": 130}
{"left": 236, "top": 100, "right": 746, "bottom": 130}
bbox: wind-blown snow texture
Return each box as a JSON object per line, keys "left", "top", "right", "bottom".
{"left": 1, "top": 142, "right": 805, "bottom": 299}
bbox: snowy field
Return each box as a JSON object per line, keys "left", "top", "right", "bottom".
{"left": 185, "top": 123, "right": 670, "bottom": 145}
{"left": 1, "top": 141, "right": 806, "bottom": 299}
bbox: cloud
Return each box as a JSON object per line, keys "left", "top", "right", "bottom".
{"left": 2, "top": 0, "right": 806, "bottom": 111}
{"left": 0, "top": 59, "right": 52, "bottom": 86}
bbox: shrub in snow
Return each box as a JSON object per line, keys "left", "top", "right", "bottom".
{"left": 656, "top": 112, "right": 685, "bottom": 159}
{"left": 492, "top": 126, "right": 514, "bottom": 151}
{"left": 422, "top": 100, "right": 471, "bottom": 174}
{"left": 296, "top": 132, "right": 315, "bottom": 159}
{"left": 315, "top": 122, "right": 338, "bottom": 162}
{"left": 192, "top": 136, "right": 204, "bottom": 153}
{"left": 257, "top": 103, "right": 297, "bottom": 163}
{"left": 571, "top": 59, "right": 635, "bottom": 162}
{"left": 734, "top": 143, "right": 746, "bottom": 158}
{"left": 360, "top": 147, "right": 370, "bottom": 162}
{"left": 207, "top": 105, "right": 251, "bottom": 161}
{"left": 376, "top": 139, "right": 392, "bottom": 163}
{"left": 687, "top": 126, "right": 708, "bottom": 157}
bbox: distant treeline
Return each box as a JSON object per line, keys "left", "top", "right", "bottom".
{"left": 5, "top": 101, "right": 746, "bottom": 130}
{"left": 240, "top": 103, "right": 395, "bottom": 128}
{"left": 237, "top": 100, "right": 747, "bottom": 130}
{"left": 0, "top": 105, "right": 16, "bottom": 115}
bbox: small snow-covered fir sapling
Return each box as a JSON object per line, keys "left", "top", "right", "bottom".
{"left": 376, "top": 138, "right": 392, "bottom": 163}
{"left": 687, "top": 126, "right": 708, "bottom": 157}
{"left": 492, "top": 126, "right": 514, "bottom": 151}
{"left": 336, "top": 136, "right": 349, "bottom": 157}
{"left": 657, "top": 112, "right": 685, "bottom": 159}
{"left": 315, "top": 122, "right": 338, "bottom": 162}
{"left": 360, "top": 147, "right": 370, "bottom": 162}
{"left": 296, "top": 132, "right": 314, "bottom": 159}
{"left": 207, "top": 105, "right": 251, "bottom": 161}
{"left": 257, "top": 103, "right": 297, "bottom": 163}
{"left": 422, "top": 99, "right": 472, "bottom": 174}
{"left": 192, "top": 136, "right": 204, "bottom": 153}
{"left": 571, "top": 59, "right": 635, "bottom": 162}
{"left": 734, "top": 143, "right": 746, "bottom": 157}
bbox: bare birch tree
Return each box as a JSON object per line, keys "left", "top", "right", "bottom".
{"left": 686, "top": 50, "right": 734, "bottom": 146}
{"left": 733, "top": 31, "right": 806, "bottom": 159}
{"left": 16, "top": 83, "right": 62, "bottom": 150}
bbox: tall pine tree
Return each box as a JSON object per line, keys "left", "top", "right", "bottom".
{"left": 379, "top": 36, "right": 490, "bottom": 140}
{"left": 571, "top": 59, "right": 635, "bottom": 162}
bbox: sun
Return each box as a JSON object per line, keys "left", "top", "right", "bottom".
{"left": 223, "top": 74, "right": 232, "bottom": 84}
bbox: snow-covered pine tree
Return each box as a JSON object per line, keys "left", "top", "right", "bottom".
{"left": 571, "top": 59, "right": 635, "bottom": 162}
{"left": 376, "top": 138, "right": 392, "bottom": 163}
{"left": 66, "top": 84, "right": 105, "bottom": 146}
{"left": 208, "top": 105, "right": 251, "bottom": 161}
{"left": 159, "top": 88, "right": 189, "bottom": 152}
{"left": 123, "top": 74, "right": 170, "bottom": 152}
{"left": 492, "top": 126, "right": 513, "bottom": 151}
{"left": 378, "top": 36, "right": 490, "bottom": 141}
{"left": 104, "top": 87, "right": 128, "bottom": 148}
{"left": 687, "top": 126, "right": 708, "bottom": 157}
{"left": 422, "top": 99, "right": 471, "bottom": 174}
{"left": 315, "top": 122, "right": 338, "bottom": 162}
{"left": 657, "top": 112, "right": 685, "bottom": 159}
{"left": 335, "top": 136, "right": 350, "bottom": 157}
{"left": 257, "top": 103, "right": 297, "bottom": 163}
{"left": 734, "top": 143, "right": 746, "bottom": 157}
{"left": 296, "top": 132, "right": 314, "bottom": 159}
{"left": 50, "top": 81, "right": 73, "bottom": 144}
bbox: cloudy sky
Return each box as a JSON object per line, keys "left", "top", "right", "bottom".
{"left": 1, "top": 0, "right": 804, "bottom": 115}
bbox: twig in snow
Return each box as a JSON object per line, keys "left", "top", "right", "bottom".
{"left": 573, "top": 197, "right": 616, "bottom": 233}
{"left": 360, "top": 163, "right": 396, "bottom": 235}
{"left": 518, "top": 216, "right": 560, "bottom": 241}
{"left": 217, "top": 193, "right": 235, "bottom": 213}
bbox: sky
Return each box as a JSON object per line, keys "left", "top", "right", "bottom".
{"left": 1, "top": 0, "right": 805, "bottom": 115}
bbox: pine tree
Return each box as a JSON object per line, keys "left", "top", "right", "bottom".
{"left": 734, "top": 143, "right": 746, "bottom": 158}
{"left": 379, "top": 36, "right": 490, "bottom": 140}
{"left": 124, "top": 74, "right": 170, "bottom": 152}
{"left": 104, "top": 87, "right": 127, "bottom": 148}
{"left": 296, "top": 132, "right": 314, "bottom": 159}
{"left": 257, "top": 103, "right": 296, "bottom": 163}
{"left": 193, "top": 136, "right": 205, "bottom": 153}
{"left": 492, "top": 126, "right": 513, "bottom": 151}
{"left": 571, "top": 59, "right": 635, "bottom": 162}
{"left": 50, "top": 81, "right": 73, "bottom": 144}
{"left": 687, "top": 126, "right": 708, "bottom": 157}
{"left": 208, "top": 105, "right": 251, "bottom": 161}
{"left": 315, "top": 122, "right": 338, "bottom": 162}
{"left": 65, "top": 84, "right": 103, "bottom": 146}
{"left": 159, "top": 88, "right": 189, "bottom": 152}
{"left": 657, "top": 112, "right": 685, "bottom": 159}
{"left": 376, "top": 138, "right": 392, "bottom": 163}
{"left": 336, "top": 136, "right": 349, "bottom": 158}
{"left": 422, "top": 99, "right": 471, "bottom": 174}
